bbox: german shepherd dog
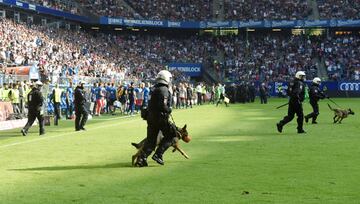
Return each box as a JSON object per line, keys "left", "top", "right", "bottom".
{"left": 328, "top": 104, "right": 355, "bottom": 124}
{"left": 131, "top": 124, "right": 191, "bottom": 166}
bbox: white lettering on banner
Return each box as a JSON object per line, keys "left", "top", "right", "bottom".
{"left": 123, "top": 19, "right": 164, "bottom": 26}
{"left": 169, "top": 66, "right": 201, "bottom": 73}
{"left": 340, "top": 83, "right": 360, "bottom": 91}
{"left": 16, "top": 1, "right": 23, "bottom": 7}
{"left": 337, "top": 20, "right": 360, "bottom": 26}
{"left": 29, "top": 4, "right": 36, "bottom": 10}
{"left": 168, "top": 21, "right": 181, "bottom": 27}
{"left": 304, "top": 20, "right": 328, "bottom": 26}
{"left": 272, "top": 21, "right": 295, "bottom": 27}
{"left": 207, "top": 21, "right": 230, "bottom": 27}
{"left": 108, "top": 18, "right": 123, "bottom": 25}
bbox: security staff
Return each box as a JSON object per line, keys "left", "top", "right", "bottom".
{"left": 2, "top": 83, "right": 10, "bottom": 102}
{"left": 9, "top": 83, "right": 20, "bottom": 113}
{"left": 74, "top": 81, "right": 88, "bottom": 131}
{"left": 136, "top": 70, "right": 174, "bottom": 167}
{"left": 277, "top": 71, "right": 306, "bottom": 134}
{"left": 52, "top": 84, "right": 63, "bottom": 125}
{"left": 21, "top": 81, "right": 45, "bottom": 136}
{"left": 305, "top": 77, "right": 327, "bottom": 124}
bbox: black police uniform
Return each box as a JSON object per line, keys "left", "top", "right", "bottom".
{"left": 277, "top": 78, "right": 306, "bottom": 133}
{"left": 260, "top": 84, "right": 268, "bottom": 104}
{"left": 305, "top": 83, "right": 326, "bottom": 124}
{"left": 74, "top": 85, "right": 88, "bottom": 131}
{"left": 136, "top": 83, "right": 175, "bottom": 167}
{"left": 22, "top": 87, "right": 44, "bottom": 136}
{"left": 186, "top": 86, "right": 193, "bottom": 108}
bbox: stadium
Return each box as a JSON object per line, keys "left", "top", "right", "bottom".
{"left": 0, "top": 0, "right": 359, "bottom": 203}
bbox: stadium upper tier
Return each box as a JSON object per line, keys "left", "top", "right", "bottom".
{"left": 1, "top": 18, "right": 359, "bottom": 82}
{"left": 6, "top": 0, "right": 360, "bottom": 21}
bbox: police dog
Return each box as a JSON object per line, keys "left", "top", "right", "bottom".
{"left": 328, "top": 104, "right": 355, "bottom": 124}
{"left": 131, "top": 124, "right": 191, "bottom": 166}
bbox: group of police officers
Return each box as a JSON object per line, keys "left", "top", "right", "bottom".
{"left": 277, "top": 71, "right": 328, "bottom": 134}
{"left": 1, "top": 69, "right": 328, "bottom": 167}
{"left": 19, "top": 80, "right": 88, "bottom": 136}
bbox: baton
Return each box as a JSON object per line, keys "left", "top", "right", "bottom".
{"left": 170, "top": 113, "right": 176, "bottom": 125}
{"left": 276, "top": 102, "right": 289, "bottom": 109}
{"left": 327, "top": 98, "right": 342, "bottom": 108}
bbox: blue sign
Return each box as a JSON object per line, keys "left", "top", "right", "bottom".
{"left": 167, "top": 63, "right": 202, "bottom": 77}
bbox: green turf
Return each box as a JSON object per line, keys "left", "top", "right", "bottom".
{"left": 0, "top": 98, "right": 359, "bottom": 204}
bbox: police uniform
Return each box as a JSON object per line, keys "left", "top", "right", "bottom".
{"left": 74, "top": 83, "right": 88, "bottom": 131}
{"left": 260, "top": 84, "right": 268, "bottom": 104}
{"left": 277, "top": 72, "right": 306, "bottom": 134}
{"left": 52, "top": 86, "right": 62, "bottom": 125}
{"left": 136, "top": 71, "right": 174, "bottom": 167}
{"left": 305, "top": 82, "right": 326, "bottom": 124}
{"left": 21, "top": 84, "right": 45, "bottom": 136}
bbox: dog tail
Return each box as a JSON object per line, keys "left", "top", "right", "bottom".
{"left": 327, "top": 103, "right": 334, "bottom": 111}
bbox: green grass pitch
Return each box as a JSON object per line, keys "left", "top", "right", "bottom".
{"left": 0, "top": 98, "right": 359, "bottom": 204}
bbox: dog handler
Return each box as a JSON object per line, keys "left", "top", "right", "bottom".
{"left": 136, "top": 70, "right": 175, "bottom": 167}
{"left": 305, "top": 77, "right": 327, "bottom": 124}
{"left": 277, "top": 71, "right": 306, "bottom": 134}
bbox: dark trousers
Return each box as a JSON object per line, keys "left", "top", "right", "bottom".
{"left": 75, "top": 105, "right": 88, "bottom": 131}
{"left": 279, "top": 102, "right": 304, "bottom": 131}
{"left": 23, "top": 111, "right": 44, "bottom": 134}
{"left": 54, "top": 102, "right": 61, "bottom": 125}
{"left": 305, "top": 101, "right": 319, "bottom": 122}
{"left": 66, "top": 100, "right": 74, "bottom": 119}
{"left": 197, "top": 93, "right": 202, "bottom": 105}
{"left": 260, "top": 94, "right": 267, "bottom": 104}
{"left": 140, "top": 116, "right": 174, "bottom": 159}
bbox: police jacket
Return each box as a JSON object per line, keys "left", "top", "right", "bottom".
{"left": 74, "top": 86, "right": 86, "bottom": 106}
{"left": 309, "top": 83, "right": 326, "bottom": 103}
{"left": 287, "top": 78, "right": 305, "bottom": 103}
{"left": 28, "top": 87, "right": 43, "bottom": 112}
{"left": 260, "top": 86, "right": 267, "bottom": 95}
{"left": 147, "top": 83, "right": 172, "bottom": 119}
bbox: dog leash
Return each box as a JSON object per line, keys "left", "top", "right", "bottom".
{"left": 327, "top": 98, "right": 342, "bottom": 109}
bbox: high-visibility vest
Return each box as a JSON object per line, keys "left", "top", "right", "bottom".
{"left": 11, "top": 89, "right": 20, "bottom": 104}
{"left": 25, "top": 88, "right": 32, "bottom": 102}
{"left": 0, "top": 88, "right": 3, "bottom": 101}
{"left": 54, "top": 88, "right": 62, "bottom": 103}
{"left": 3, "top": 89, "right": 10, "bottom": 102}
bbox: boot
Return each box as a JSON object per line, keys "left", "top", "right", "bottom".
{"left": 152, "top": 154, "right": 164, "bottom": 165}
{"left": 276, "top": 123, "right": 283, "bottom": 133}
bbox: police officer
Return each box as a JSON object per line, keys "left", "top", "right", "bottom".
{"left": 74, "top": 81, "right": 88, "bottom": 131}
{"left": 305, "top": 77, "right": 327, "bottom": 124}
{"left": 277, "top": 71, "right": 306, "bottom": 134}
{"left": 259, "top": 83, "right": 268, "bottom": 104}
{"left": 52, "top": 84, "right": 63, "bottom": 126}
{"left": 21, "top": 81, "right": 45, "bottom": 136}
{"left": 136, "top": 70, "right": 174, "bottom": 167}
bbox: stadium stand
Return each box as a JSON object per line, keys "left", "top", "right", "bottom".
{"left": 317, "top": 0, "right": 360, "bottom": 19}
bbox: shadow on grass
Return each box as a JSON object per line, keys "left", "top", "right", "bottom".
{"left": 9, "top": 162, "right": 142, "bottom": 171}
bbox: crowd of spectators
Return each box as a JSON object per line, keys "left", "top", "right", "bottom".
{"left": 14, "top": 0, "right": 360, "bottom": 21}
{"left": 75, "top": 0, "right": 135, "bottom": 18}
{"left": 124, "top": 0, "right": 212, "bottom": 20}
{"left": 317, "top": 0, "right": 360, "bottom": 19}
{"left": 223, "top": 0, "right": 311, "bottom": 21}
{"left": 319, "top": 35, "right": 360, "bottom": 80}
{"left": 1, "top": 17, "right": 359, "bottom": 87}
{"left": 222, "top": 34, "right": 319, "bottom": 82}
{"left": 21, "top": 0, "right": 80, "bottom": 14}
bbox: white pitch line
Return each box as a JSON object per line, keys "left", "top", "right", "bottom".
{"left": 0, "top": 116, "right": 141, "bottom": 150}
